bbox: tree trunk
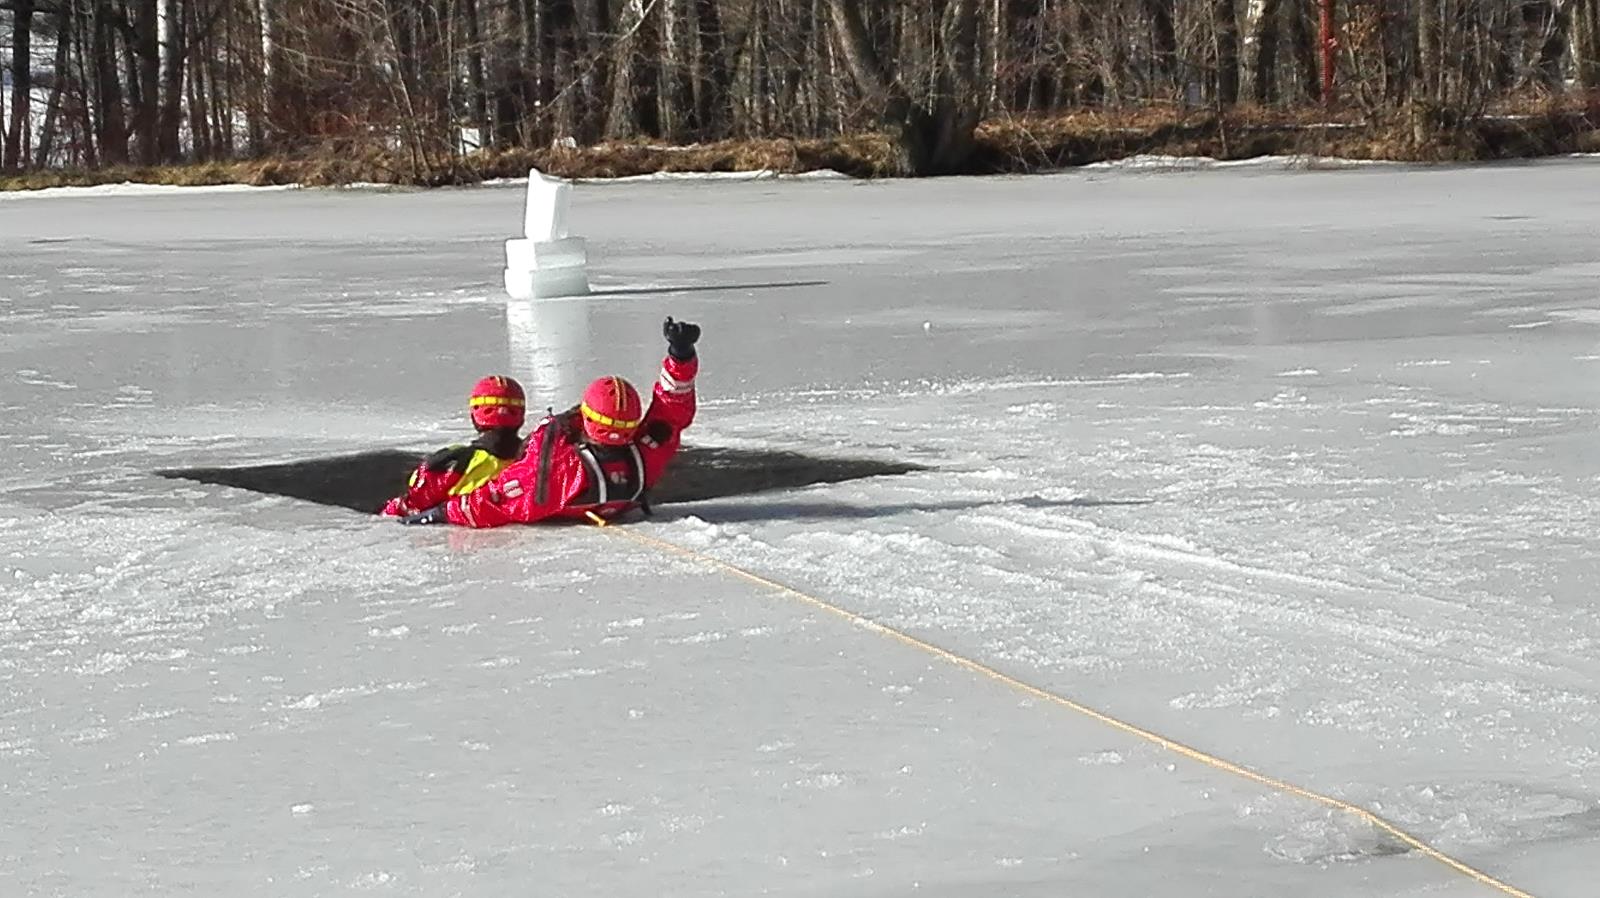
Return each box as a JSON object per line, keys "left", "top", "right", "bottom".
{"left": 4, "top": 0, "right": 34, "bottom": 170}
{"left": 1532, "top": 0, "right": 1579, "bottom": 87}
{"left": 1416, "top": 0, "right": 1441, "bottom": 103}
{"left": 814, "top": 0, "right": 840, "bottom": 132}
{"left": 1381, "top": 0, "right": 1408, "bottom": 103}
{"left": 207, "top": 28, "right": 231, "bottom": 157}
{"left": 692, "top": 0, "right": 730, "bottom": 138}
{"left": 825, "top": 0, "right": 982, "bottom": 175}
{"left": 186, "top": 1, "right": 208, "bottom": 161}
{"left": 1213, "top": 0, "right": 1241, "bottom": 106}
{"left": 34, "top": 0, "right": 71, "bottom": 167}
{"left": 91, "top": 0, "right": 130, "bottom": 164}
{"left": 985, "top": 0, "right": 1001, "bottom": 109}
{"left": 1412, "top": 0, "right": 1446, "bottom": 141}
{"left": 657, "top": 0, "right": 694, "bottom": 141}
{"left": 461, "top": 0, "right": 489, "bottom": 148}
{"left": 131, "top": 0, "right": 159, "bottom": 164}
{"left": 1247, "top": 0, "right": 1283, "bottom": 104}
{"left": 1284, "top": 0, "right": 1320, "bottom": 103}
{"left": 157, "top": 0, "right": 182, "bottom": 160}
{"left": 1142, "top": 0, "right": 1181, "bottom": 96}
{"left": 777, "top": 0, "right": 812, "bottom": 133}
{"left": 1576, "top": 0, "right": 1600, "bottom": 88}
{"left": 248, "top": 0, "right": 269, "bottom": 151}
{"left": 71, "top": 0, "right": 99, "bottom": 166}
{"left": 572, "top": 0, "right": 610, "bottom": 143}
{"left": 605, "top": 0, "right": 660, "bottom": 138}
{"left": 749, "top": 0, "right": 769, "bottom": 133}
{"left": 516, "top": 0, "right": 538, "bottom": 142}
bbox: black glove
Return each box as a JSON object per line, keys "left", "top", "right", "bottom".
{"left": 663, "top": 317, "right": 701, "bottom": 361}
{"left": 400, "top": 505, "right": 449, "bottom": 525}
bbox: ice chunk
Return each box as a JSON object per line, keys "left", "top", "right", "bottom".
{"left": 505, "top": 236, "right": 587, "bottom": 273}
{"left": 503, "top": 169, "right": 590, "bottom": 299}
{"left": 522, "top": 168, "right": 572, "bottom": 241}
{"left": 503, "top": 265, "right": 591, "bottom": 302}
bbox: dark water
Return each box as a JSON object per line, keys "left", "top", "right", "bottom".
{"left": 158, "top": 444, "right": 928, "bottom": 514}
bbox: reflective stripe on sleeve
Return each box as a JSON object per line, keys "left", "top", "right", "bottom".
{"left": 657, "top": 367, "right": 694, "bottom": 395}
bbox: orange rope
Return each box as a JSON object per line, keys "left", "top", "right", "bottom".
{"left": 586, "top": 512, "right": 1538, "bottom": 898}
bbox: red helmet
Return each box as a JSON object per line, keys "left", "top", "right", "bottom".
{"left": 580, "top": 376, "right": 643, "bottom": 445}
{"left": 469, "top": 375, "right": 526, "bottom": 430}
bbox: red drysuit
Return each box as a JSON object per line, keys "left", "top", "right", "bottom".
{"left": 442, "top": 354, "right": 697, "bottom": 528}
{"left": 381, "top": 429, "right": 524, "bottom": 517}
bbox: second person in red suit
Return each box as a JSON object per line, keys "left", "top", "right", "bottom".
{"left": 399, "top": 317, "right": 701, "bottom": 528}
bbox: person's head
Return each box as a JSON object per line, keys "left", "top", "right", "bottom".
{"left": 469, "top": 375, "right": 526, "bottom": 432}
{"left": 579, "top": 375, "right": 643, "bottom": 445}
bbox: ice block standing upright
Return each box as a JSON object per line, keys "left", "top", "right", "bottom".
{"left": 523, "top": 167, "right": 570, "bottom": 241}
{"left": 503, "top": 169, "right": 590, "bottom": 299}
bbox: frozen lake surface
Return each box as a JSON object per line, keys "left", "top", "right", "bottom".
{"left": 3, "top": 162, "right": 1599, "bottom": 897}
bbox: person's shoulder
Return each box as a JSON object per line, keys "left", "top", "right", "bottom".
{"left": 532, "top": 407, "right": 582, "bottom": 440}
{"left": 422, "top": 443, "right": 476, "bottom": 472}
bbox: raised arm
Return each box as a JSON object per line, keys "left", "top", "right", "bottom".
{"left": 644, "top": 317, "right": 701, "bottom": 433}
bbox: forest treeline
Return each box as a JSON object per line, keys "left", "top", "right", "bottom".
{"left": 2, "top": 0, "right": 1598, "bottom": 183}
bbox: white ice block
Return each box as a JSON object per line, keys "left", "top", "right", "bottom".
{"left": 504, "top": 266, "right": 591, "bottom": 301}
{"left": 501, "top": 169, "right": 590, "bottom": 299}
{"left": 504, "top": 236, "right": 588, "bottom": 274}
{"left": 523, "top": 168, "right": 572, "bottom": 242}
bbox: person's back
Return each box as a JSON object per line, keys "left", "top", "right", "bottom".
{"left": 399, "top": 317, "right": 700, "bottom": 528}
{"left": 381, "top": 375, "right": 528, "bottom": 518}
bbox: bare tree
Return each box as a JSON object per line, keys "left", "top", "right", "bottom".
{"left": 1245, "top": 0, "right": 1282, "bottom": 103}
{"left": 1527, "top": 0, "right": 1580, "bottom": 88}
{"left": 1213, "top": 0, "right": 1241, "bottom": 105}
{"left": 1576, "top": 0, "right": 1600, "bottom": 88}
{"left": 157, "top": 0, "right": 184, "bottom": 161}
{"left": 1143, "top": 0, "right": 1181, "bottom": 96}
{"left": 2, "top": 0, "right": 1593, "bottom": 180}
{"left": 827, "top": 0, "right": 990, "bottom": 174}
{"left": 606, "top": 0, "right": 659, "bottom": 138}
{"left": 3, "top": 0, "right": 35, "bottom": 169}
{"left": 460, "top": 0, "right": 488, "bottom": 146}
{"left": 692, "top": 0, "right": 730, "bottom": 138}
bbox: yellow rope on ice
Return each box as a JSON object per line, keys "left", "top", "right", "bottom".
{"left": 584, "top": 511, "right": 1539, "bottom": 898}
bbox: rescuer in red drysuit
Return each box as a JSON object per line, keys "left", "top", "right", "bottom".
{"left": 381, "top": 375, "right": 528, "bottom": 518}
{"left": 398, "top": 317, "right": 700, "bottom": 528}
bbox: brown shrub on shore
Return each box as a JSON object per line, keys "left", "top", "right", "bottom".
{"left": 3, "top": 104, "right": 1594, "bottom": 194}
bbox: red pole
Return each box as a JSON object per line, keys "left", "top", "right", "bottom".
{"left": 1320, "top": 0, "right": 1337, "bottom": 107}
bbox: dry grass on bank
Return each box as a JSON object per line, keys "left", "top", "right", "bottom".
{"left": 3, "top": 102, "right": 1596, "bottom": 193}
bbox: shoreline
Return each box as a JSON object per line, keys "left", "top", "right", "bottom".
{"left": 4, "top": 106, "right": 1596, "bottom": 194}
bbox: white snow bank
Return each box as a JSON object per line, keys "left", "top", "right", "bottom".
{"left": 576, "top": 168, "right": 853, "bottom": 184}
{"left": 1084, "top": 154, "right": 1410, "bottom": 173}
{"left": 0, "top": 182, "right": 303, "bottom": 201}
{"left": 1, "top": 168, "right": 851, "bottom": 202}
{"left": 483, "top": 169, "right": 859, "bottom": 190}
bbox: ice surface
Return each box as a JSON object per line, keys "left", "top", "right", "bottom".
{"left": 3, "top": 161, "right": 1600, "bottom": 897}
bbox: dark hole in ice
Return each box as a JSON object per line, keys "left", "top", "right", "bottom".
{"left": 156, "top": 445, "right": 929, "bottom": 515}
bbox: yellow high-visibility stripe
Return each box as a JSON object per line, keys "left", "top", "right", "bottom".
{"left": 580, "top": 403, "right": 640, "bottom": 430}
{"left": 469, "top": 395, "right": 526, "bottom": 408}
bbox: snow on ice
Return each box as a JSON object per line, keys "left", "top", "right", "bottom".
{"left": 2, "top": 160, "right": 1600, "bottom": 897}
